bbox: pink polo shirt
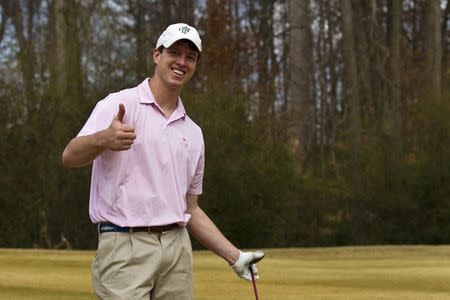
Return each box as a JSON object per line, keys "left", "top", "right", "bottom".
{"left": 78, "top": 78, "right": 205, "bottom": 227}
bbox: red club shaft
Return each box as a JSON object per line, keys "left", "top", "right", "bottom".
{"left": 250, "top": 266, "right": 260, "bottom": 300}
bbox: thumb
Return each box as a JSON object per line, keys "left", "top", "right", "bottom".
{"left": 115, "top": 103, "right": 125, "bottom": 123}
{"left": 250, "top": 251, "right": 265, "bottom": 264}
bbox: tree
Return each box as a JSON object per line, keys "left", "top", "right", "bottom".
{"left": 288, "top": 0, "right": 314, "bottom": 169}
{"left": 387, "top": 0, "right": 403, "bottom": 144}
{"left": 10, "top": 0, "right": 37, "bottom": 105}
{"left": 423, "top": 0, "right": 442, "bottom": 102}
{"left": 341, "top": 0, "right": 361, "bottom": 172}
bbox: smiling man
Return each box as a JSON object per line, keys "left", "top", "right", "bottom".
{"left": 62, "top": 23, "right": 264, "bottom": 300}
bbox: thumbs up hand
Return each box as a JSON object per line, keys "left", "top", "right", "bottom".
{"left": 115, "top": 103, "right": 126, "bottom": 123}
{"left": 105, "top": 104, "right": 136, "bottom": 151}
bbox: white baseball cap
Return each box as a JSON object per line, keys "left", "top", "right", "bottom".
{"left": 156, "top": 23, "right": 202, "bottom": 52}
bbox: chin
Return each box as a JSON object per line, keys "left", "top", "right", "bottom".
{"left": 167, "top": 79, "right": 185, "bottom": 89}
{"left": 171, "top": 76, "right": 190, "bottom": 85}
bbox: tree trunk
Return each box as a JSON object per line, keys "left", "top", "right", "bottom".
{"left": 441, "top": 0, "right": 449, "bottom": 93}
{"left": 288, "top": 0, "right": 313, "bottom": 170}
{"left": 387, "top": 0, "right": 403, "bottom": 146}
{"left": 255, "top": 2, "right": 274, "bottom": 118}
{"left": 65, "top": 0, "right": 83, "bottom": 103}
{"left": 341, "top": 0, "right": 364, "bottom": 242}
{"left": 49, "top": 0, "right": 66, "bottom": 99}
{"left": 131, "top": 1, "right": 148, "bottom": 80}
{"left": 341, "top": 0, "right": 361, "bottom": 163}
{"left": 423, "top": 0, "right": 442, "bottom": 102}
{"left": 44, "top": 0, "right": 83, "bottom": 249}
{"left": 178, "top": 0, "right": 195, "bottom": 24}
{"left": 11, "top": 0, "right": 36, "bottom": 106}
{"left": 0, "top": 0, "right": 10, "bottom": 43}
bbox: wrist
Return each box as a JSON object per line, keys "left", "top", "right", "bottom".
{"left": 228, "top": 249, "right": 241, "bottom": 266}
{"left": 94, "top": 129, "right": 109, "bottom": 150}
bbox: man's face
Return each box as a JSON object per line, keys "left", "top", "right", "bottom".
{"left": 153, "top": 41, "right": 200, "bottom": 89}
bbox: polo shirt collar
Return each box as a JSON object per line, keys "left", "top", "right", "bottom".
{"left": 137, "top": 78, "right": 155, "bottom": 104}
{"left": 138, "top": 78, "right": 187, "bottom": 120}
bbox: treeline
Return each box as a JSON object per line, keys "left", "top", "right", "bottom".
{"left": 0, "top": 0, "right": 448, "bottom": 249}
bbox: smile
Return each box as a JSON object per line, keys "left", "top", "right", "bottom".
{"left": 172, "top": 68, "right": 186, "bottom": 76}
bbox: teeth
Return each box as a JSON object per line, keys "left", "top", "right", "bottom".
{"left": 173, "top": 69, "right": 184, "bottom": 75}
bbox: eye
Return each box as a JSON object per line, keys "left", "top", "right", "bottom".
{"left": 168, "top": 49, "right": 180, "bottom": 56}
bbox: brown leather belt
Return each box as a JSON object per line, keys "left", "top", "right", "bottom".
{"left": 99, "top": 223, "right": 179, "bottom": 234}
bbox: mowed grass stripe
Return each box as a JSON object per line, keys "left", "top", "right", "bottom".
{"left": 1, "top": 246, "right": 449, "bottom": 299}
{"left": 0, "top": 250, "right": 93, "bottom": 300}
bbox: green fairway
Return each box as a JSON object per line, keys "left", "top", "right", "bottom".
{"left": 0, "top": 246, "right": 449, "bottom": 299}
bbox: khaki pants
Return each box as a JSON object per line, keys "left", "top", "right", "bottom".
{"left": 92, "top": 227, "right": 193, "bottom": 300}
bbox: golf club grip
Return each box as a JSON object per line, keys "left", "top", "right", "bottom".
{"left": 249, "top": 265, "right": 260, "bottom": 300}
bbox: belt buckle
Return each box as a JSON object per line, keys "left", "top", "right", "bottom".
{"left": 147, "top": 226, "right": 156, "bottom": 234}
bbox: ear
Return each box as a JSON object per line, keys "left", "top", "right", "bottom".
{"left": 153, "top": 48, "right": 161, "bottom": 64}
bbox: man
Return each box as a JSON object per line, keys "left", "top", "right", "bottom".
{"left": 62, "top": 23, "right": 264, "bottom": 299}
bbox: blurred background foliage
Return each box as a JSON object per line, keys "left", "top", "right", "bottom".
{"left": 0, "top": 0, "right": 448, "bottom": 249}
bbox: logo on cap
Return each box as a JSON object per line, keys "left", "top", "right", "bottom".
{"left": 179, "top": 26, "right": 190, "bottom": 34}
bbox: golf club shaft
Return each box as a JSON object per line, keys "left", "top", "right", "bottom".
{"left": 249, "top": 265, "right": 259, "bottom": 300}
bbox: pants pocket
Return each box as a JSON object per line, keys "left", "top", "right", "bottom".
{"left": 92, "top": 232, "right": 121, "bottom": 298}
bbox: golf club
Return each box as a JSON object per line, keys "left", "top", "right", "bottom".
{"left": 249, "top": 252, "right": 265, "bottom": 300}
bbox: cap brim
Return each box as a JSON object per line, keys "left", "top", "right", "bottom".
{"left": 162, "top": 37, "right": 202, "bottom": 52}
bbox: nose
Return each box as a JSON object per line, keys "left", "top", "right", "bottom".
{"left": 176, "top": 54, "right": 189, "bottom": 67}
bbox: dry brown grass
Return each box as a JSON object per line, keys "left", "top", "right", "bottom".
{"left": 0, "top": 246, "right": 449, "bottom": 299}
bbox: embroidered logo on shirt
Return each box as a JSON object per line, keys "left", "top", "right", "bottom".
{"left": 180, "top": 137, "right": 189, "bottom": 149}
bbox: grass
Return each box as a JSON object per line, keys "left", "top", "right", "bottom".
{"left": 0, "top": 246, "right": 449, "bottom": 299}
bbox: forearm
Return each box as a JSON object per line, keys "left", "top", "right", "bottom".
{"left": 62, "top": 131, "right": 107, "bottom": 168}
{"left": 187, "top": 205, "right": 240, "bottom": 265}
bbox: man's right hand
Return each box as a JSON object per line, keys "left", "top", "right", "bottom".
{"left": 62, "top": 103, "right": 136, "bottom": 167}
{"left": 104, "top": 103, "right": 136, "bottom": 151}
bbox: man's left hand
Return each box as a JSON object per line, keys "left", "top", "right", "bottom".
{"left": 231, "top": 250, "right": 265, "bottom": 281}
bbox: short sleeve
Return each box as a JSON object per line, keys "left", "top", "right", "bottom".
{"left": 187, "top": 141, "right": 204, "bottom": 195}
{"left": 77, "top": 94, "right": 120, "bottom": 137}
